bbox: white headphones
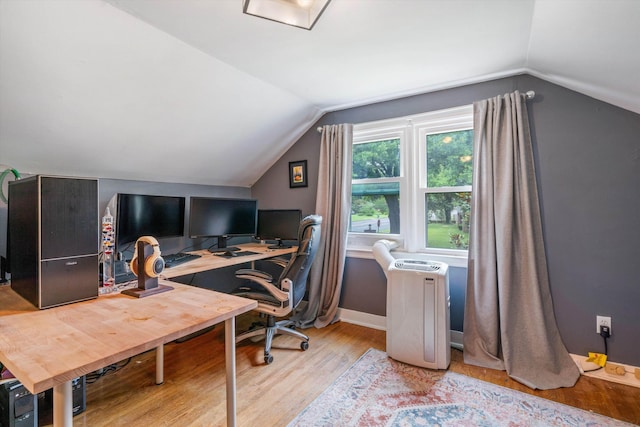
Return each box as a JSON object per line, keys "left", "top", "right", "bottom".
{"left": 130, "top": 236, "right": 165, "bottom": 278}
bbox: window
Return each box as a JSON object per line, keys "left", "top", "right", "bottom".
{"left": 349, "top": 105, "right": 473, "bottom": 257}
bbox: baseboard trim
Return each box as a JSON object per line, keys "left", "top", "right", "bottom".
{"left": 450, "top": 330, "right": 464, "bottom": 350}
{"left": 336, "top": 309, "right": 639, "bottom": 389}
{"left": 336, "top": 308, "right": 464, "bottom": 350}
{"left": 570, "top": 353, "right": 640, "bottom": 389}
{"left": 336, "top": 308, "right": 386, "bottom": 330}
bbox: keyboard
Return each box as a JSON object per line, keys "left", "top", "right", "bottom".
{"left": 112, "top": 253, "right": 200, "bottom": 284}
{"left": 115, "top": 270, "right": 137, "bottom": 284}
{"left": 163, "top": 252, "right": 202, "bottom": 268}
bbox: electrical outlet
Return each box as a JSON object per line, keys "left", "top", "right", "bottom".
{"left": 596, "top": 315, "right": 612, "bottom": 335}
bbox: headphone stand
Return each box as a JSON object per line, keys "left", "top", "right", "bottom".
{"left": 122, "top": 240, "right": 173, "bottom": 298}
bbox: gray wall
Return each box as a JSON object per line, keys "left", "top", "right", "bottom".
{"left": 251, "top": 74, "right": 640, "bottom": 366}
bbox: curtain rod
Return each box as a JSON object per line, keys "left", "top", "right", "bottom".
{"left": 316, "top": 90, "right": 536, "bottom": 133}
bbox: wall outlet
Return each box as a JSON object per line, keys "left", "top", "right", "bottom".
{"left": 596, "top": 315, "right": 612, "bottom": 335}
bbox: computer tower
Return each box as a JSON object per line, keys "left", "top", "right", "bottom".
{"left": 8, "top": 175, "right": 99, "bottom": 309}
{"left": 0, "top": 380, "right": 37, "bottom": 427}
{"left": 40, "top": 376, "right": 86, "bottom": 419}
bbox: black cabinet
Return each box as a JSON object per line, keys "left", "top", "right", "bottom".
{"left": 8, "top": 176, "right": 99, "bottom": 308}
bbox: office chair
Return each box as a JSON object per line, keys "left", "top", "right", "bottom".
{"left": 232, "top": 215, "right": 322, "bottom": 364}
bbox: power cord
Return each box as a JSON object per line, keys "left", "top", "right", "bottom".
{"left": 582, "top": 326, "right": 611, "bottom": 373}
{"left": 600, "top": 325, "right": 610, "bottom": 356}
{"left": 85, "top": 358, "right": 131, "bottom": 384}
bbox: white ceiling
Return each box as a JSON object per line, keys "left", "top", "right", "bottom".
{"left": 1, "top": 0, "right": 638, "bottom": 187}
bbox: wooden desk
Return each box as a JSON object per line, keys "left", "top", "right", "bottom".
{"left": 161, "top": 242, "right": 296, "bottom": 279}
{"left": 0, "top": 281, "right": 257, "bottom": 427}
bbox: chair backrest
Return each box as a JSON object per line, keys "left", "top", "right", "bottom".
{"left": 278, "top": 214, "right": 322, "bottom": 308}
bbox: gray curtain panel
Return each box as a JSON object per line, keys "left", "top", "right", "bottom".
{"left": 463, "top": 91, "right": 580, "bottom": 390}
{"left": 294, "top": 124, "right": 353, "bottom": 328}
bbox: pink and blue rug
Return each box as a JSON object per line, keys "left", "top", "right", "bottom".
{"left": 288, "top": 348, "right": 634, "bottom": 426}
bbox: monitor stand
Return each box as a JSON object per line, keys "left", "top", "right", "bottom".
{"left": 268, "top": 239, "right": 291, "bottom": 250}
{"left": 208, "top": 236, "right": 240, "bottom": 253}
{"left": 209, "top": 247, "right": 240, "bottom": 254}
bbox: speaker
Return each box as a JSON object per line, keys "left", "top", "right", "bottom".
{"left": 0, "top": 380, "right": 37, "bottom": 427}
{"left": 8, "top": 176, "right": 99, "bottom": 309}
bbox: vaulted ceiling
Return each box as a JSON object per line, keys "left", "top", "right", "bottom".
{"left": 1, "top": 0, "right": 638, "bottom": 187}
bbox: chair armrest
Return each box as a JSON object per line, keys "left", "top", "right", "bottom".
{"left": 267, "top": 257, "right": 289, "bottom": 269}
{"left": 235, "top": 268, "right": 273, "bottom": 282}
{"left": 235, "top": 271, "right": 289, "bottom": 302}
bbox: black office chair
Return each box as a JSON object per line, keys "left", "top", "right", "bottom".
{"left": 232, "top": 215, "right": 322, "bottom": 364}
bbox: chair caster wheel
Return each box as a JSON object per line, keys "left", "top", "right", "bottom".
{"left": 264, "top": 354, "right": 274, "bottom": 364}
{"left": 300, "top": 341, "right": 309, "bottom": 351}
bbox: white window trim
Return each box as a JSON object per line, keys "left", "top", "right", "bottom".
{"left": 347, "top": 104, "right": 473, "bottom": 267}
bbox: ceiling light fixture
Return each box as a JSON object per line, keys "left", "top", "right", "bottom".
{"left": 243, "top": 0, "right": 332, "bottom": 30}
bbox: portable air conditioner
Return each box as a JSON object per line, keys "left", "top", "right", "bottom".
{"left": 386, "top": 259, "right": 450, "bottom": 369}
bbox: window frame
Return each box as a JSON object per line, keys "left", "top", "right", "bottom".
{"left": 347, "top": 104, "right": 473, "bottom": 265}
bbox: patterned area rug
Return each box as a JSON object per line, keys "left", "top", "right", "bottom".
{"left": 288, "top": 348, "right": 633, "bottom": 427}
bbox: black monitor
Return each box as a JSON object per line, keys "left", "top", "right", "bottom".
{"left": 256, "top": 209, "right": 302, "bottom": 249}
{"left": 116, "top": 193, "right": 186, "bottom": 248}
{"left": 189, "top": 197, "right": 257, "bottom": 252}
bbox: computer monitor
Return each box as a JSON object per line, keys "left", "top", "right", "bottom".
{"left": 116, "top": 193, "right": 186, "bottom": 249}
{"left": 256, "top": 209, "right": 302, "bottom": 249}
{"left": 188, "top": 197, "right": 257, "bottom": 252}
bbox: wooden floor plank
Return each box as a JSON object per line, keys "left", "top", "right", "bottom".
{"left": 40, "top": 314, "right": 640, "bottom": 426}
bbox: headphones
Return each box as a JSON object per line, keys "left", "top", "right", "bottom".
{"left": 130, "top": 236, "right": 165, "bottom": 278}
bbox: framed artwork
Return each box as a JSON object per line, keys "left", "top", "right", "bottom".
{"left": 289, "top": 160, "right": 308, "bottom": 188}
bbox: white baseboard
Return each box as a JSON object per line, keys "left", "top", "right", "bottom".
{"left": 336, "top": 308, "right": 464, "bottom": 349}
{"left": 336, "top": 309, "right": 639, "bottom": 389}
{"left": 570, "top": 353, "right": 640, "bottom": 389}
{"left": 450, "top": 330, "right": 464, "bottom": 350}
{"left": 336, "top": 308, "right": 386, "bottom": 330}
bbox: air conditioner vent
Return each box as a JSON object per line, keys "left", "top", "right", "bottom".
{"left": 393, "top": 259, "right": 441, "bottom": 272}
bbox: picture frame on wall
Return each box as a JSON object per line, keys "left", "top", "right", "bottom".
{"left": 289, "top": 160, "right": 308, "bottom": 188}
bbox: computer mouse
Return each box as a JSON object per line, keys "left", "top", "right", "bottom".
{"left": 224, "top": 250, "right": 238, "bottom": 257}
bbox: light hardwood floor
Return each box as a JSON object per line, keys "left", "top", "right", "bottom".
{"left": 42, "top": 314, "right": 640, "bottom": 426}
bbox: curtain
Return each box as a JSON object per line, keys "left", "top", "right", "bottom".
{"left": 294, "top": 124, "right": 353, "bottom": 328}
{"left": 463, "top": 91, "right": 580, "bottom": 390}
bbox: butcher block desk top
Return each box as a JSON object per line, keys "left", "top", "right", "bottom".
{"left": 0, "top": 281, "right": 257, "bottom": 395}
{"left": 161, "top": 242, "right": 296, "bottom": 279}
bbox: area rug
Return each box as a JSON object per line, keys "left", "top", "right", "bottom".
{"left": 288, "top": 348, "right": 634, "bottom": 427}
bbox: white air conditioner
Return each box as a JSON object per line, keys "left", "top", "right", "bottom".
{"left": 384, "top": 257, "right": 451, "bottom": 369}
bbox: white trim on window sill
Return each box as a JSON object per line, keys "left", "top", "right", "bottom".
{"left": 346, "top": 246, "right": 468, "bottom": 268}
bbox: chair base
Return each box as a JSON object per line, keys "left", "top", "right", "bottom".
{"left": 236, "top": 317, "right": 309, "bottom": 364}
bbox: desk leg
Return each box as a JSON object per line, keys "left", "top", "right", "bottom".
{"left": 156, "top": 344, "right": 164, "bottom": 384}
{"left": 225, "top": 316, "right": 236, "bottom": 427}
{"left": 53, "top": 380, "right": 72, "bottom": 427}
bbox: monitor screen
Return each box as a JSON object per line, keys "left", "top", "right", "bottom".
{"left": 116, "top": 193, "right": 185, "bottom": 247}
{"left": 256, "top": 209, "right": 302, "bottom": 248}
{"left": 189, "top": 197, "right": 257, "bottom": 250}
